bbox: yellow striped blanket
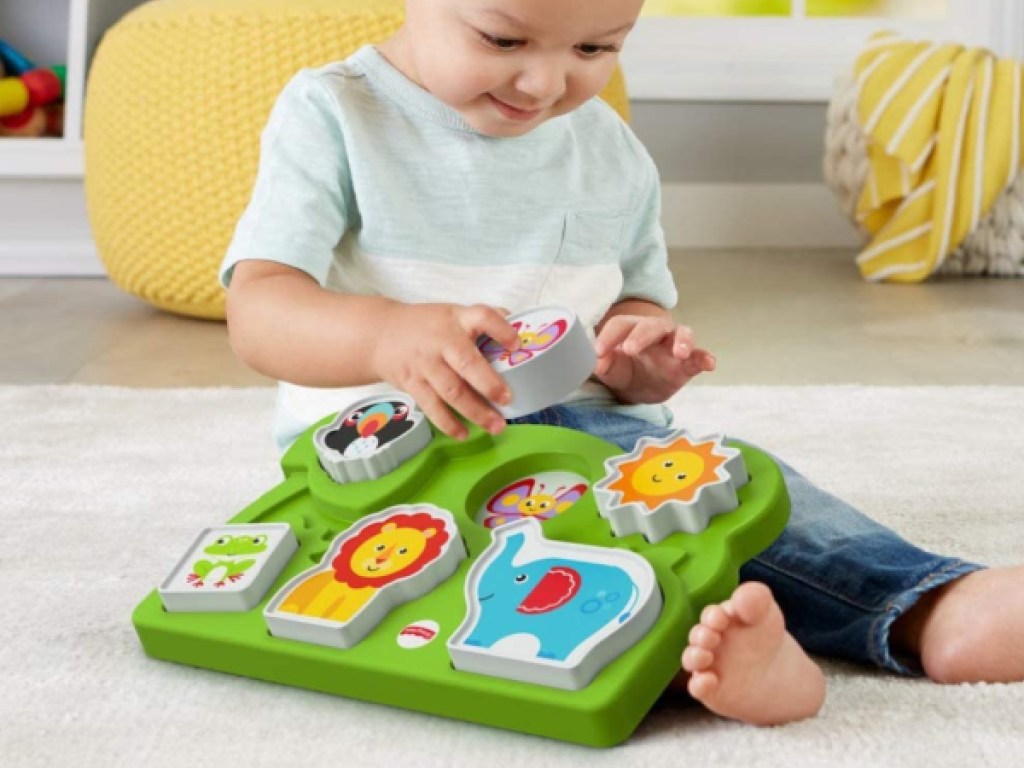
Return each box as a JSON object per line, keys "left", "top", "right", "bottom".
{"left": 854, "top": 32, "right": 1024, "bottom": 282}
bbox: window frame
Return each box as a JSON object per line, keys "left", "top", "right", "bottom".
{"left": 620, "top": 0, "right": 1024, "bottom": 102}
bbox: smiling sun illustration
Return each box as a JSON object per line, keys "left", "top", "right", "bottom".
{"left": 594, "top": 431, "right": 749, "bottom": 542}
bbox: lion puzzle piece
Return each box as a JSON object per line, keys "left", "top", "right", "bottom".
{"left": 477, "top": 306, "right": 596, "bottom": 419}
{"left": 449, "top": 517, "right": 661, "bottom": 690}
{"left": 158, "top": 523, "right": 298, "bottom": 612}
{"left": 594, "top": 430, "right": 749, "bottom": 542}
{"left": 264, "top": 504, "right": 466, "bottom": 649}
{"left": 313, "top": 394, "right": 432, "bottom": 484}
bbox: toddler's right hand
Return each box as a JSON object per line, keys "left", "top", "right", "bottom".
{"left": 371, "top": 303, "right": 519, "bottom": 440}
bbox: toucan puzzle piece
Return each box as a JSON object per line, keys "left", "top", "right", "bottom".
{"left": 449, "top": 518, "right": 661, "bottom": 690}
{"left": 594, "top": 430, "right": 749, "bottom": 542}
{"left": 313, "top": 394, "right": 432, "bottom": 484}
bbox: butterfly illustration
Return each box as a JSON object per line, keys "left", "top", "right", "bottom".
{"left": 480, "top": 477, "right": 588, "bottom": 529}
{"left": 478, "top": 318, "right": 568, "bottom": 368}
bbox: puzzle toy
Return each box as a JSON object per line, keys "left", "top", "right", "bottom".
{"left": 265, "top": 504, "right": 466, "bottom": 649}
{"left": 158, "top": 523, "right": 297, "bottom": 612}
{"left": 595, "top": 431, "right": 749, "bottom": 542}
{"left": 449, "top": 517, "right": 662, "bottom": 690}
{"left": 134, "top": 391, "right": 789, "bottom": 746}
{"left": 313, "top": 394, "right": 432, "bottom": 483}
{"left": 477, "top": 306, "right": 596, "bottom": 419}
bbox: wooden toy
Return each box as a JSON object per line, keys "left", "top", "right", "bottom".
{"left": 449, "top": 517, "right": 661, "bottom": 690}
{"left": 477, "top": 305, "right": 595, "bottom": 419}
{"left": 133, "top": 392, "right": 790, "bottom": 746}
{"left": 158, "top": 523, "right": 298, "bottom": 612}
{"left": 594, "top": 430, "right": 748, "bottom": 542}
{"left": 44, "top": 103, "right": 64, "bottom": 137}
{"left": 0, "top": 39, "right": 35, "bottom": 76}
{"left": 0, "top": 77, "right": 28, "bottom": 117}
{"left": 0, "top": 105, "right": 47, "bottom": 137}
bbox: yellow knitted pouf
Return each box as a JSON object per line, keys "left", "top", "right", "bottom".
{"left": 84, "top": 0, "right": 632, "bottom": 319}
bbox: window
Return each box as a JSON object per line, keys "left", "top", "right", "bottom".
{"left": 621, "top": 0, "right": 1024, "bottom": 101}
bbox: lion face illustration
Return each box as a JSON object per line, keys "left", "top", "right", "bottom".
{"left": 331, "top": 512, "right": 450, "bottom": 589}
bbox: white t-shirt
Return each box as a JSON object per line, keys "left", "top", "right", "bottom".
{"left": 221, "top": 46, "right": 678, "bottom": 451}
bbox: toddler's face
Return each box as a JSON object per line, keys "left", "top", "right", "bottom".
{"left": 397, "top": 0, "right": 643, "bottom": 137}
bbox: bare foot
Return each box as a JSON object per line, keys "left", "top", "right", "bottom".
{"left": 679, "top": 582, "right": 826, "bottom": 726}
{"left": 894, "top": 565, "right": 1024, "bottom": 684}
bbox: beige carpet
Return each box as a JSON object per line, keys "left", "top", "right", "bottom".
{"left": 1, "top": 385, "right": 1021, "bottom": 768}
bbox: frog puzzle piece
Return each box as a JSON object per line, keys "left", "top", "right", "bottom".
{"left": 158, "top": 523, "right": 298, "bottom": 612}
{"left": 187, "top": 532, "right": 268, "bottom": 588}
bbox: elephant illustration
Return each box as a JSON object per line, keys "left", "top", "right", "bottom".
{"left": 454, "top": 518, "right": 655, "bottom": 664}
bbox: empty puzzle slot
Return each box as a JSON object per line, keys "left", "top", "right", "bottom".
{"left": 321, "top": 529, "right": 338, "bottom": 541}
{"left": 309, "top": 549, "right": 326, "bottom": 564}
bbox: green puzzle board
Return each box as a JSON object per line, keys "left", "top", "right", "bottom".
{"left": 133, "top": 420, "right": 789, "bottom": 747}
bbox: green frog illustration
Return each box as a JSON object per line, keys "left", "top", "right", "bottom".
{"left": 186, "top": 534, "right": 269, "bottom": 588}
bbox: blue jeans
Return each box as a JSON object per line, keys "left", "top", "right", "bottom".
{"left": 508, "top": 404, "right": 984, "bottom": 675}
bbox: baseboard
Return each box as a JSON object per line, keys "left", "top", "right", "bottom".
{"left": 0, "top": 182, "right": 861, "bottom": 277}
{"left": 0, "top": 241, "right": 105, "bottom": 276}
{"left": 660, "top": 182, "right": 862, "bottom": 249}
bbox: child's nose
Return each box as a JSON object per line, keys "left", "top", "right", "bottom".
{"left": 513, "top": 56, "right": 565, "bottom": 104}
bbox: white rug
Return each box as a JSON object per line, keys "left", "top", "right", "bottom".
{"left": 2, "top": 385, "right": 1022, "bottom": 768}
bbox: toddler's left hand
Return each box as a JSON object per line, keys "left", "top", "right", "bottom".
{"left": 592, "top": 315, "right": 716, "bottom": 404}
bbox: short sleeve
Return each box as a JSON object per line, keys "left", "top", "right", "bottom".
{"left": 617, "top": 153, "right": 678, "bottom": 309}
{"left": 220, "top": 69, "right": 353, "bottom": 287}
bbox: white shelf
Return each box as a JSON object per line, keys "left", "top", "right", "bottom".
{"left": 0, "top": 0, "right": 149, "bottom": 178}
{"left": 0, "top": 138, "right": 83, "bottom": 177}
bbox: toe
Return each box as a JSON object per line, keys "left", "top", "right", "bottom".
{"left": 729, "top": 582, "right": 776, "bottom": 626}
{"left": 688, "top": 623, "right": 722, "bottom": 650}
{"left": 687, "top": 670, "right": 719, "bottom": 701}
{"left": 682, "top": 645, "right": 715, "bottom": 672}
{"left": 700, "top": 604, "right": 731, "bottom": 633}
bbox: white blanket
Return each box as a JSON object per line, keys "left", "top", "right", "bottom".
{"left": 2, "top": 385, "right": 1021, "bottom": 768}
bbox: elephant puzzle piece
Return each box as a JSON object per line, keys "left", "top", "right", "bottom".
{"left": 264, "top": 504, "right": 466, "bottom": 649}
{"left": 448, "top": 518, "right": 661, "bottom": 690}
{"left": 313, "top": 394, "right": 432, "bottom": 484}
{"left": 594, "top": 430, "right": 749, "bottom": 542}
{"left": 158, "top": 523, "right": 298, "bottom": 612}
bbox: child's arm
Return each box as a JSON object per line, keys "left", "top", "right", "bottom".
{"left": 592, "top": 298, "right": 716, "bottom": 405}
{"left": 227, "top": 259, "right": 519, "bottom": 440}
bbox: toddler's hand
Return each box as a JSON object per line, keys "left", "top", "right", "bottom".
{"left": 372, "top": 303, "right": 519, "bottom": 440}
{"left": 593, "top": 315, "right": 716, "bottom": 404}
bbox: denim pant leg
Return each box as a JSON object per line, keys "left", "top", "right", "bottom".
{"left": 740, "top": 454, "right": 983, "bottom": 674}
{"left": 508, "top": 405, "right": 984, "bottom": 675}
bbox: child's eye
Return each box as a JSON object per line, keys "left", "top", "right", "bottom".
{"left": 481, "top": 32, "right": 522, "bottom": 51}
{"left": 576, "top": 43, "right": 618, "bottom": 57}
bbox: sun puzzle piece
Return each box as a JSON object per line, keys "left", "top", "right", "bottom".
{"left": 594, "top": 430, "right": 748, "bottom": 543}
{"left": 158, "top": 523, "right": 298, "bottom": 612}
{"left": 476, "top": 470, "right": 589, "bottom": 529}
{"left": 477, "top": 306, "right": 595, "bottom": 419}
{"left": 448, "top": 518, "right": 661, "bottom": 690}
{"left": 314, "top": 393, "right": 432, "bottom": 484}
{"left": 264, "top": 504, "right": 466, "bottom": 649}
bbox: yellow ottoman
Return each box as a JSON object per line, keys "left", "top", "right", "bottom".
{"left": 84, "top": 0, "right": 632, "bottom": 320}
